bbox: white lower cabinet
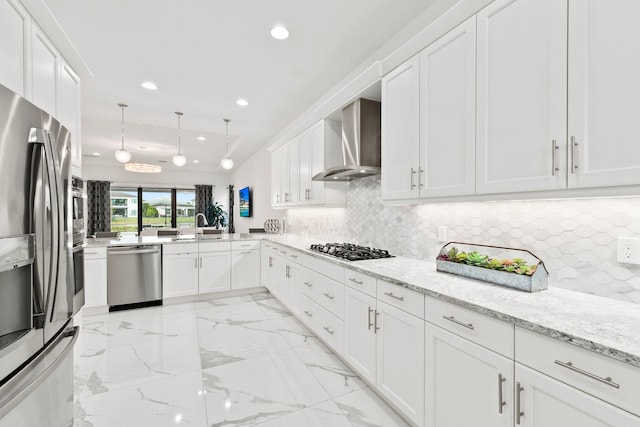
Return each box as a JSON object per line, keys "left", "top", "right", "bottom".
{"left": 343, "top": 286, "right": 425, "bottom": 426}
{"left": 231, "top": 249, "right": 260, "bottom": 289}
{"left": 515, "top": 363, "right": 640, "bottom": 427}
{"left": 163, "top": 250, "right": 199, "bottom": 298}
{"left": 83, "top": 248, "right": 107, "bottom": 307}
{"left": 199, "top": 251, "right": 231, "bottom": 294}
{"left": 425, "top": 323, "right": 513, "bottom": 427}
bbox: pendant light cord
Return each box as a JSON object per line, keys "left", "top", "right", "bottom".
{"left": 224, "top": 118, "right": 230, "bottom": 155}
{"left": 118, "top": 103, "right": 128, "bottom": 150}
{"left": 176, "top": 112, "right": 183, "bottom": 155}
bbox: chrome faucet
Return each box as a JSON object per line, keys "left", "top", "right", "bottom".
{"left": 195, "top": 212, "right": 208, "bottom": 227}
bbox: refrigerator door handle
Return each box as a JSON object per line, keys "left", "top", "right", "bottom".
{"left": 0, "top": 326, "right": 78, "bottom": 419}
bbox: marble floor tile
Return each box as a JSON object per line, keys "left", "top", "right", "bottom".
{"left": 198, "top": 320, "right": 290, "bottom": 369}
{"left": 294, "top": 342, "right": 366, "bottom": 398}
{"left": 267, "top": 316, "right": 319, "bottom": 349}
{"left": 254, "top": 297, "right": 292, "bottom": 319}
{"left": 196, "top": 300, "right": 268, "bottom": 332}
{"left": 253, "top": 399, "right": 353, "bottom": 427}
{"left": 75, "top": 371, "right": 207, "bottom": 427}
{"left": 333, "top": 387, "right": 411, "bottom": 427}
{"left": 202, "top": 349, "right": 330, "bottom": 426}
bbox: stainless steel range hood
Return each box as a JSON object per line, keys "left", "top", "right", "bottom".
{"left": 312, "top": 98, "right": 381, "bottom": 182}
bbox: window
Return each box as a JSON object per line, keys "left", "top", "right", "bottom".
{"left": 110, "top": 188, "right": 139, "bottom": 233}
{"left": 176, "top": 189, "right": 196, "bottom": 228}
{"left": 142, "top": 189, "right": 172, "bottom": 229}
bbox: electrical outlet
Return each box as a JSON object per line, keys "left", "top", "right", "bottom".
{"left": 438, "top": 226, "right": 448, "bottom": 243}
{"left": 617, "top": 237, "right": 640, "bottom": 264}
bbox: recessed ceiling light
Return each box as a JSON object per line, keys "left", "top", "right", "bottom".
{"left": 236, "top": 99, "right": 249, "bottom": 107}
{"left": 270, "top": 26, "right": 289, "bottom": 40}
{"left": 92, "top": 152, "right": 101, "bottom": 157}
{"left": 193, "top": 160, "right": 199, "bottom": 163}
{"left": 197, "top": 136, "right": 206, "bottom": 141}
{"left": 141, "top": 81, "right": 158, "bottom": 90}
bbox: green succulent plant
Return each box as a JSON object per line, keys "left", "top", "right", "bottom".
{"left": 486, "top": 258, "right": 503, "bottom": 270}
{"left": 447, "top": 247, "right": 459, "bottom": 259}
{"left": 455, "top": 252, "right": 468, "bottom": 263}
{"left": 466, "top": 251, "right": 489, "bottom": 267}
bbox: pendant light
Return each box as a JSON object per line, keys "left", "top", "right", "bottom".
{"left": 220, "top": 118, "right": 234, "bottom": 170}
{"left": 172, "top": 111, "right": 187, "bottom": 167}
{"left": 114, "top": 103, "right": 132, "bottom": 163}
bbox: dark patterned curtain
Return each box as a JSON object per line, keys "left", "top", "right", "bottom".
{"left": 87, "top": 180, "right": 111, "bottom": 236}
{"left": 195, "top": 184, "right": 213, "bottom": 225}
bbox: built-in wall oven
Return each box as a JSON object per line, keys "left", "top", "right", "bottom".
{"left": 70, "top": 176, "right": 86, "bottom": 314}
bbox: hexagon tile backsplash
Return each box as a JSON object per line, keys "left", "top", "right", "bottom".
{"left": 285, "top": 176, "right": 640, "bottom": 304}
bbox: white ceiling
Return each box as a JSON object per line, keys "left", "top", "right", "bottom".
{"left": 44, "top": 0, "right": 435, "bottom": 172}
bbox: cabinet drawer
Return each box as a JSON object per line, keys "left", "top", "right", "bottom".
{"left": 305, "top": 254, "right": 344, "bottom": 283}
{"left": 344, "top": 269, "right": 376, "bottom": 297}
{"left": 163, "top": 242, "right": 198, "bottom": 255}
{"left": 231, "top": 240, "right": 260, "bottom": 250}
{"left": 307, "top": 273, "right": 345, "bottom": 320}
{"left": 377, "top": 279, "right": 424, "bottom": 319}
{"left": 199, "top": 241, "right": 231, "bottom": 253}
{"left": 426, "top": 296, "right": 514, "bottom": 358}
{"left": 516, "top": 326, "right": 640, "bottom": 417}
{"left": 84, "top": 247, "right": 106, "bottom": 259}
{"left": 305, "top": 296, "right": 344, "bottom": 355}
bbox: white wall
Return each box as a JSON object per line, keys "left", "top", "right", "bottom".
{"left": 229, "top": 147, "right": 284, "bottom": 233}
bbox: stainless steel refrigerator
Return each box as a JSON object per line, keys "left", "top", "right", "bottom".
{"left": 0, "top": 83, "right": 82, "bottom": 426}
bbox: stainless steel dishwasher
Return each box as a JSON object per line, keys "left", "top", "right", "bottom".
{"left": 107, "top": 245, "right": 162, "bottom": 310}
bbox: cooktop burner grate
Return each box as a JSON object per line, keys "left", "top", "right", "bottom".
{"left": 309, "top": 243, "right": 393, "bottom": 261}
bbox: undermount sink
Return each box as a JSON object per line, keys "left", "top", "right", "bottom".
{"left": 202, "top": 229, "right": 224, "bottom": 235}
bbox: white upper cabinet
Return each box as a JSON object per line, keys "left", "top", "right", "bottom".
{"left": 419, "top": 17, "right": 476, "bottom": 197}
{"left": 283, "top": 138, "right": 299, "bottom": 206}
{"left": 567, "top": 0, "right": 640, "bottom": 189}
{"left": 381, "top": 55, "right": 420, "bottom": 201}
{"left": 271, "top": 147, "right": 283, "bottom": 206}
{"left": 0, "top": 0, "right": 29, "bottom": 96}
{"left": 31, "top": 25, "right": 59, "bottom": 116}
{"left": 476, "top": 0, "right": 568, "bottom": 194}
{"left": 58, "top": 62, "right": 81, "bottom": 170}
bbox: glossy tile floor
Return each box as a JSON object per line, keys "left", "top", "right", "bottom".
{"left": 73, "top": 293, "right": 410, "bottom": 427}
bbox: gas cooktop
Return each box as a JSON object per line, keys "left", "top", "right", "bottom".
{"left": 309, "top": 243, "right": 393, "bottom": 262}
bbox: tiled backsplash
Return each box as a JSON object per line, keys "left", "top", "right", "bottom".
{"left": 285, "top": 177, "right": 640, "bottom": 304}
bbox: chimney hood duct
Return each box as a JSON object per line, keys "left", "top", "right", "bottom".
{"left": 312, "top": 98, "right": 381, "bottom": 182}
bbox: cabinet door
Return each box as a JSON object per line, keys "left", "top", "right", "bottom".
{"left": 0, "top": 0, "right": 29, "bottom": 96}
{"left": 381, "top": 55, "right": 420, "bottom": 201}
{"left": 31, "top": 26, "right": 58, "bottom": 116}
{"left": 516, "top": 363, "right": 640, "bottom": 427}
{"left": 425, "top": 323, "right": 513, "bottom": 427}
{"left": 199, "top": 251, "right": 231, "bottom": 294}
{"left": 476, "top": 0, "right": 567, "bottom": 194}
{"left": 308, "top": 122, "right": 328, "bottom": 205}
{"left": 376, "top": 300, "right": 425, "bottom": 426}
{"left": 260, "top": 246, "right": 271, "bottom": 289}
{"left": 269, "top": 255, "right": 284, "bottom": 298}
{"left": 162, "top": 253, "right": 198, "bottom": 298}
{"left": 83, "top": 258, "right": 107, "bottom": 307}
{"left": 419, "top": 17, "right": 476, "bottom": 198}
{"left": 271, "top": 149, "right": 283, "bottom": 206}
{"left": 284, "top": 139, "right": 299, "bottom": 206}
{"left": 231, "top": 249, "right": 261, "bottom": 290}
{"left": 298, "top": 127, "right": 313, "bottom": 205}
{"left": 568, "top": 0, "right": 640, "bottom": 188}
{"left": 344, "top": 287, "right": 377, "bottom": 385}
{"left": 58, "top": 62, "right": 81, "bottom": 170}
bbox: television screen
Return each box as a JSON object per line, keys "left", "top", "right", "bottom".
{"left": 239, "top": 186, "right": 251, "bottom": 217}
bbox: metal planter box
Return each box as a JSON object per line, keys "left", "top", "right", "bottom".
{"left": 436, "top": 242, "right": 548, "bottom": 293}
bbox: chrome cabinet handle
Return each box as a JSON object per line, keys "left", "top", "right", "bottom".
{"left": 571, "top": 136, "right": 578, "bottom": 173}
{"left": 374, "top": 309, "right": 380, "bottom": 333}
{"left": 442, "top": 315, "right": 474, "bottom": 330}
{"left": 498, "top": 373, "right": 506, "bottom": 414}
{"left": 384, "top": 292, "right": 404, "bottom": 301}
{"left": 551, "top": 140, "right": 558, "bottom": 176}
{"left": 304, "top": 310, "right": 312, "bottom": 317}
{"left": 554, "top": 360, "right": 620, "bottom": 389}
{"left": 285, "top": 265, "right": 290, "bottom": 279}
{"left": 368, "top": 307, "right": 374, "bottom": 330}
{"left": 410, "top": 168, "right": 417, "bottom": 189}
{"left": 323, "top": 292, "right": 334, "bottom": 300}
{"left": 348, "top": 277, "right": 363, "bottom": 285}
{"left": 419, "top": 168, "right": 425, "bottom": 187}
{"left": 323, "top": 326, "right": 335, "bottom": 335}
{"left": 268, "top": 256, "right": 273, "bottom": 267}
{"left": 304, "top": 281, "right": 312, "bottom": 287}
{"left": 307, "top": 188, "right": 311, "bottom": 200}
{"left": 516, "top": 382, "right": 524, "bottom": 425}
{"left": 276, "top": 194, "right": 280, "bottom": 203}
{"left": 290, "top": 254, "right": 298, "bottom": 258}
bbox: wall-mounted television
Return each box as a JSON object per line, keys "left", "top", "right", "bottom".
{"left": 239, "top": 186, "right": 252, "bottom": 217}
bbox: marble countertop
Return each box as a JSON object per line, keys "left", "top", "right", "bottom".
{"left": 264, "top": 235, "right": 640, "bottom": 368}
{"left": 86, "top": 233, "right": 264, "bottom": 248}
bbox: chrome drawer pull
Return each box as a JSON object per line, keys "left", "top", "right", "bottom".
{"left": 498, "top": 373, "right": 506, "bottom": 414}
{"left": 374, "top": 310, "right": 380, "bottom": 333}
{"left": 323, "top": 326, "right": 335, "bottom": 335}
{"left": 554, "top": 360, "right": 620, "bottom": 389}
{"left": 384, "top": 292, "right": 404, "bottom": 301}
{"left": 443, "top": 315, "right": 474, "bottom": 330}
{"left": 290, "top": 254, "right": 298, "bottom": 258}
{"left": 368, "top": 307, "right": 374, "bottom": 330}
{"left": 323, "top": 292, "right": 334, "bottom": 300}
{"left": 348, "top": 277, "right": 363, "bottom": 285}
{"left": 303, "top": 310, "right": 313, "bottom": 317}
{"left": 304, "top": 281, "right": 312, "bottom": 287}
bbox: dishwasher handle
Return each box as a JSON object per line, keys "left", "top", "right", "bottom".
{"left": 108, "top": 246, "right": 160, "bottom": 256}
